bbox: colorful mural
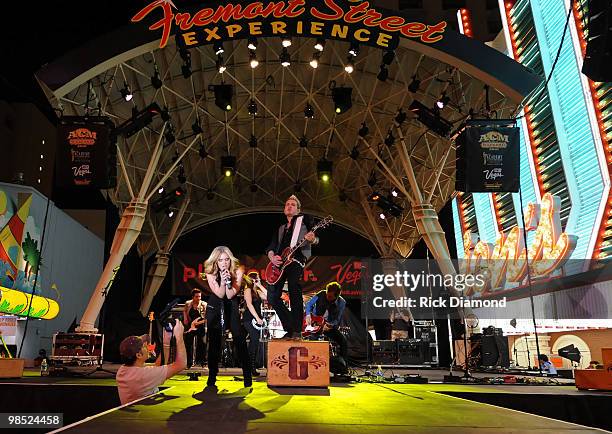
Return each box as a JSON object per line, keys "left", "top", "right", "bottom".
{"left": 0, "top": 188, "right": 59, "bottom": 319}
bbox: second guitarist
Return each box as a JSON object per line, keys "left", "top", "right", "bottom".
{"left": 266, "top": 195, "right": 319, "bottom": 339}
{"left": 183, "top": 289, "right": 207, "bottom": 368}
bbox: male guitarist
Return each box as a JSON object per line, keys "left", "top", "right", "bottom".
{"left": 183, "top": 288, "right": 207, "bottom": 368}
{"left": 305, "top": 281, "right": 347, "bottom": 360}
{"left": 266, "top": 195, "right": 318, "bottom": 339}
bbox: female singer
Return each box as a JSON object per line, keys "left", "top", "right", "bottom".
{"left": 242, "top": 271, "right": 268, "bottom": 377}
{"left": 204, "top": 246, "right": 252, "bottom": 388}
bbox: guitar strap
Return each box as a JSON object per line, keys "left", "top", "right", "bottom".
{"left": 289, "top": 215, "right": 303, "bottom": 248}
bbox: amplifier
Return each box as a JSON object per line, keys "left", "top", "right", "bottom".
{"left": 372, "top": 340, "right": 397, "bottom": 364}
{"left": 397, "top": 339, "right": 425, "bottom": 365}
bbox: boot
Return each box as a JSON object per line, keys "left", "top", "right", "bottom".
{"left": 251, "top": 354, "right": 260, "bottom": 377}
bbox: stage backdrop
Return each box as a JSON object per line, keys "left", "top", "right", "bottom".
{"left": 174, "top": 254, "right": 363, "bottom": 298}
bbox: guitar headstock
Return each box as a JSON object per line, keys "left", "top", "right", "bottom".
{"left": 313, "top": 215, "right": 333, "bottom": 231}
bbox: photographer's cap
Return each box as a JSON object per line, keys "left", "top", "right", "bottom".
{"left": 119, "top": 334, "right": 149, "bottom": 359}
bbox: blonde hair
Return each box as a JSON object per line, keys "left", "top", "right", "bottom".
{"left": 204, "top": 246, "right": 240, "bottom": 276}
{"left": 286, "top": 195, "right": 301, "bottom": 210}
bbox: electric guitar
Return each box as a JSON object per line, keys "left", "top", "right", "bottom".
{"left": 146, "top": 312, "right": 157, "bottom": 361}
{"left": 302, "top": 314, "right": 328, "bottom": 338}
{"left": 265, "top": 215, "right": 333, "bottom": 285}
{"left": 187, "top": 303, "right": 207, "bottom": 333}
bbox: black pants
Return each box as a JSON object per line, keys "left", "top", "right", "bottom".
{"left": 244, "top": 319, "right": 263, "bottom": 368}
{"left": 324, "top": 327, "right": 348, "bottom": 359}
{"left": 185, "top": 327, "right": 206, "bottom": 367}
{"left": 207, "top": 300, "right": 251, "bottom": 380}
{"left": 268, "top": 261, "right": 303, "bottom": 335}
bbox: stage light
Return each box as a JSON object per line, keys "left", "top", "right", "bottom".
{"left": 332, "top": 87, "right": 352, "bottom": 114}
{"left": 198, "top": 143, "right": 208, "bottom": 159}
{"left": 151, "top": 67, "right": 163, "bottom": 89}
{"left": 180, "top": 48, "right": 192, "bottom": 78}
{"left": 221, "top": 155, "right": 236, "bottom": 177}
{"left": 382, "top": 50, "right": 395, "bottom": 65}
{"left": 280, "top": 48, "right": 291, "bottom": 66}
{"left": 408, "top": 76, "right": 421, "bottom": 93}
{"left": 167, "top": 209, "right": 175, "bottom": 218}
{"left": 182, "top": 63, "right": 192, "bottom": 78}
{"left": 249, "top": 51, "right": 259, "bottom": 68}
{"left": 175, "top": 187, "right": 184, "bottom": 197}
{"left": 299, "top": 136, "right": 308, "bottom": 148}
{"left": 379, "top": 212, "right": 386, "bottom": 220}
{"left": 436, "top": 93, "right": 450, "bottom": 109}
{"left": 409, "top": 100, "right": 452, "bottom": 137}
{"left": 317, "top": 159, "right": 332, "bottom": 182}
{"left": 213, "top": 41, "right": 224, "bottom": 55}
{"left": 358, "top": 122, "right": 369, "bottom": 138}
{"left": 309, "top": 52, "right": 320, "bottom": 68}
{"left": 349, "top": 146, "right": 360, "bottom": 160}
{"left": 248, "top": 99, "right": 258, "bottom": 115}
{"left": 377, "top": 65, "right": 389, "bottom": 82}
{"left": 117, "top": 103, "right": 162, "bottom": 137}
{"left": 304, "top": 103, "right": 315, "bottom": 118}
{"left": 385, "top": 130, "right": 395, "bottom": 146}
{"left": 391, "top": 188, "right": 399, "bottom": 197}
{"left": 158, "top": 186, "right": 164, "bottom": 194}
{"left": 369, "top": 192, "right": 381, "bottom": 201}
{"left": 314, "top": 38, "right": 326, "bottom": 51}
{"left": 395, "top": 108, "right": 406, "bottom": 125}
{"left": 178, "top": 167, "right": 187, "bottom": 184}
{"left": 213, "top": 84, "right": 233, "bottom": 111}
{"left": 282, "top": 36, "right": 292, "bottom": 47}
{"left": 192, "top": 121, "right": 203, "bottom": 135}
{"left": 160, "top": 106, "right": 171, "bottom": 122}
{"left": 558, "top": 344, "right": 582, "bottom": 364}
{"left": 344, "top": 56, "right": 355, "bottom": 74}
{"left": 216, "top": 55, "right": 226, "bottom": 73}
{"left": 120, "top": 84, "right": 133, "bottom": 102}
{"left": 247, "top": 36, "right": 258, "bottom": 50}
{"left": 249, "top": 134, "right": 258, "bottom": 148}
{"left": 348, "top": 42, "right": 360, "bottom": 57}
{"left": 250, "top": 182, "right": 258, "bottom": 192}
{"left": 165, "top": 128, "right": 175, "bottom": 146}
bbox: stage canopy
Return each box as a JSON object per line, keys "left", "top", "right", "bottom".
{"left": 35, "top": 1, "right": 541, "bottom": 259}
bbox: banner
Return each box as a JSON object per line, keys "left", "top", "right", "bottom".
{"left": 174, "top": 254, "right": 364, "bottom": 298}
{"left": 456, "top": 120, "right": 520, "bottom": 193}
{"left": 56, "top": 116, "right": 115, "bottom": 189}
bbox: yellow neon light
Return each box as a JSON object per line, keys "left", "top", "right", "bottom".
{"left": 0, "top": 286, "right": 59, "bottom": 319}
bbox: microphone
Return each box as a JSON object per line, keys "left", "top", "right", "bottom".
{"left": 223, "top": 268, "right": 232, "bottom": 288}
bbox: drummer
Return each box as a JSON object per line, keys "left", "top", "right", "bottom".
{"left": 243, "top": 271, "right": 268, "bottom": 377}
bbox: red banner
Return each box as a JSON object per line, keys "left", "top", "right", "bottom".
{"left": 174, "top": 253, "right": 364, "bottom": 298}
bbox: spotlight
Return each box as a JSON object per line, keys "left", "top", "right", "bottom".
{"left": 349, "top": 146, "right": 360, "bottom": 160}
{"left": 391, "top": 187, "right": 399, "bottom": 197}
{"left": 344, "top": 56, "right": 355, "bottom": 74}
{"left": 247, "top": 36, "right": 258, "bottom": 50}
{"left": 348, "top": 42, "right": 360, "bottom": 57}
{"left": 384, "top": 130, "right": 395, "bottom": 146}
{"left": 309, "top": 52, "right": 320, "bottom": 68}
{"left": 358, "top": 122, "right": 369, "bottom": 138}
{"left": 282, "top": 36, "right": 292, "bottom": 47}
{"left": 382, "top": 50, "right": 395, "bottom": 65}
{"left": 314, "top": 38, "right": 326, "bottom": 51}
{"left": 179, "top": 48, "right": 191, "bottom": 62}
{"left": 377, "top": 65, "right": 389, "bottom": 82}
{"left": 180, "top": 49, "right": 192, "bottom": 78}
{"left": 151, "top": 67, "right": 163, "bottom": 89}
{"left": 317, "top": 159, "right": 332, "bottom": 182}
{"left": 213, "top": 84, "right": 233, "bottom": 111}
{"left": 369, "top": 192, "right": 381, "bottom": 201}
{"left": 216, "top": 55, "right": 226, "bottom": 73}
{"left": 409, "top": 100, "right": 452, "bottom": 137}
{"left": 294, "top": 181, "right": 302, "bottom": 192}
{"left": 249, "top": 134, "right": 258, "bottom": 148}
{"left": 221, "top": 155, "right": 236, "bottom": 177}
{"left": 299, "top": 136, "right": 308, "bottom": 148}
{"left": 175, "top": 187, "right": 184, "bottom": 197}
{"left": 158, "top": 186, "right": 164, "bottom": 194}
{"left": 250, "top": 182, "right": 258, "bottom": 192}
{"left": 379, "top": 212, "right": 386, "bottom": 220}
{"left": 248, "top": 99, "right": 258, "bottom": 115}
{"left": 182, "top": 62, "right": 192, "bottom": 78}
{"left": 192, "top": 121, "right": 203, "bottom": 135}
{"left": 436, "top": 93, "right": 450, "bottom": 109}
{"left": 213, "top": 41, "right": 224, "bottom": 55}
{"left": 160, "top": 106, "right": 171, "bottom": 122}
{"left": 249, "top": 51, "right": 259, "bottom": 68}
{"left": 178, "top": 167, "right": 187, "bottom": 184}
{"left": 304, "top": 103, "right": 315, "bottom": 118}
{"left": 199, "top": 144, "right": 208, "bottom": 159}
{"left": 120, "top": 84, "right": 133, "bottom": 102}
{"left": 207, "top": 189, "right": 215, "bottom": 200}
{"left": 165, "top": 129, "right": 175, "bottom": 146}
{"left": 280, "top": 48, "right": 291, "bottom": 66}
{"left": 332, "top": 87, "right": 352, "bottom": 114}
{"left": 408, "top": 76, "right": 421, "bottom": 93}
{"left": 395, "top": 108, "right": 406, "bottom": 125}
{"left": 167, "top": 209, "right": 175, "bottom": 218}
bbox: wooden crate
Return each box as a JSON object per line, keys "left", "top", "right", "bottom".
{"left": 0, "top": 358, "right": 25, "bottom": 378}
{"left": 267, "top": 340, "right": 329, "bottom": 387}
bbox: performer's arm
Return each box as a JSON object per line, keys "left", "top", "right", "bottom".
{"left": 206, "top": 273, "right": 227, "bottom": 298}
{"left": 226, "top": 267, "right": 243, "bottom": 299}
{"left": 183, "top": 302, "right": 190, "bottom": 326}
{"left": 244, "top": 286, "right": 263, "bottom": 324}
{"left": 305, "top": 294, "right": 318, "bottom": 316}
{"left": 255, "top": 282, "right": 268, "bottom": 300}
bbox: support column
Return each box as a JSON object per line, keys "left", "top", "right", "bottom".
{"left": 139, "top": 252, "right": 170, "bottom": 317}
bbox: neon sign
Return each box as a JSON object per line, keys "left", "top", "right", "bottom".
{"left": 461, "top": 193, "right": 577, "bottom": 293}
{"left": 131, "top": 0, "right": 447, "bottom": 50}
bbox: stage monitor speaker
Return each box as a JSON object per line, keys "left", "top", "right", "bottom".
{"left": 581, "top": 0, "right": 612, "bottom": 82}
{"left": 372, "top": 340, "right": 397, "bottom": 364}
{"left": 481, "top": 335, "right": 509, "bottom": 368}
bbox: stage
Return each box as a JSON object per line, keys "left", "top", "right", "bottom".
{"left": 2, "top": 368, "right": 610, "bottom": 433}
